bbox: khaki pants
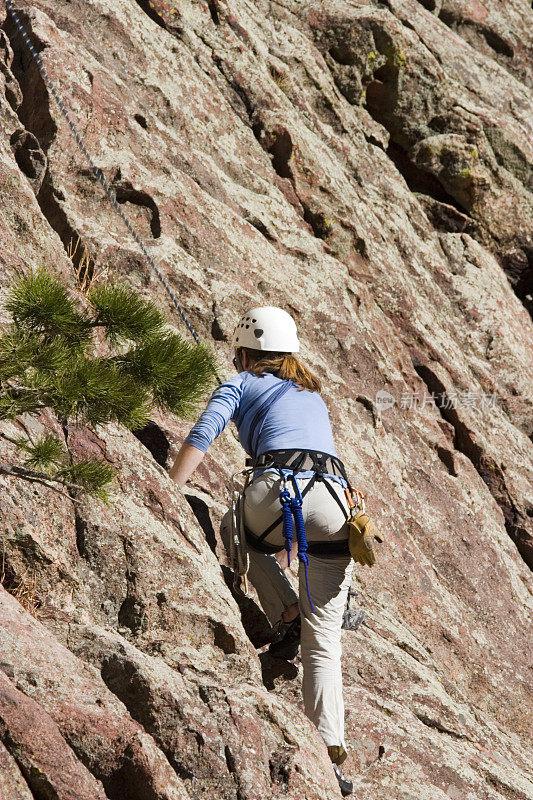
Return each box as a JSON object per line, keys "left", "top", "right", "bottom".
{"left": 221, "top": 472, "right": 354, "bottom": 750}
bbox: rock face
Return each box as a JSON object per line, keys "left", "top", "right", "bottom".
{"left": 0, "top": 1, "right": 532, "bottom": 799}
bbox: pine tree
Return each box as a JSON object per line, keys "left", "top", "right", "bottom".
{"left": 0, "top": 268, "right": 216, "bottom": 500}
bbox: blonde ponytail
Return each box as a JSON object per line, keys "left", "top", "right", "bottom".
{"left": 238, "top": 348, "right": 321, "bottom": 392}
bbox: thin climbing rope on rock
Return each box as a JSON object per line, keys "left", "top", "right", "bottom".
{"left": 5, "top": 0, "right": 222, "bottom": 384}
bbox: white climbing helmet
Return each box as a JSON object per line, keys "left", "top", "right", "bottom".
{"left": 232, "top": 306, "right": 300, "bottom": 353}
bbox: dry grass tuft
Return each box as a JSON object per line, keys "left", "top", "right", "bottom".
{"left": 1, "top": 533, "right": 41, "bottom": 617}
{"left": 1, "top": 569, "right": 41, "bottom": 616}
{"left": 67, "top": 237, "right": 109, "bottom": 294}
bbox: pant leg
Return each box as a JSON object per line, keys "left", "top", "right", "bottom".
{"left": 220, "top": 507, "right": 298, "bottom": 626}
{"left": 295, "top": 474, "right": 354, "bottom": 748}
{"left": 300, "top": 553, "right": 354, "bottom": 750}
{"left": 227, "top": 471, "right": 354, "bottom": 750}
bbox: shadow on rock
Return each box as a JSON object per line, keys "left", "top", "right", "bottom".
{"left": 259, "top": 651, "right": 299, "bottom": 690}
{"left": 221, "top": 565, "right": 273, "bottom": 648}
{"left": 184, "top": 493, "right": 218, "bottom": 554}
{"left": 184, "top": 494, "right": 274, "bottom": 648}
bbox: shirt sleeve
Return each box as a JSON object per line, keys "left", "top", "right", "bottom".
{"left": 183, "top": 375, "right": 244, "bottom": 453}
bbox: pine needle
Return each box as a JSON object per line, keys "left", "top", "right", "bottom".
{"left": 88, "top": 284, "right": 166, "bottom": 344}
{"left": 16, "top": 434, "right": 65, "bottom": 470}
{"left": 55, "top": 459, "right": 115, "bottom": 500}
{"left": 1, "top": 568, "right": 41, "bottom": 616}
{"left": 5, "top": 267, "right": 91, "bottom": 346}
{"left": 116, "top": 334, "right": 216, "bottom": 417}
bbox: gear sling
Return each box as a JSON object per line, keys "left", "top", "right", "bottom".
{"left": 239, "top": 380, "right": 361, "bottom": 612}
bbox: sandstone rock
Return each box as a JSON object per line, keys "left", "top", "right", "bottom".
{"left": 0, "top": 740, "right": 34, "bottom": 800}
{"left": 438, "top": 0, "right": 532, "bottom": 87}
{"left": 0, "top": 587, "right": 194, "bottom": 799}
{"left": 10, "top": 128, "right": 47, "bottom": 193}
{"left": 316, "top": 0, "right": 533, "bottom": 268}
{"left": 0, "top": 0, "right": 532, "bottom": 798}
{"left": 0, "top": 28, "right": 23, "bottom": 110}
{"left": 0, "top": 669, "right": 108, "bottom": 800}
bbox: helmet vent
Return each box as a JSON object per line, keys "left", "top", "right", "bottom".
{"left": 254, "top": 328, "right": 263, "bottom": 338}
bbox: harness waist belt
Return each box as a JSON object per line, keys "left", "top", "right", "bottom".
{"left": 245, "top": 525, "right": 350, "bottom": 557}
{"left": 246, "top": 448, "right": 349, "bottom": 482}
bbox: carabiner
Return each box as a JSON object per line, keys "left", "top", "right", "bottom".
{"left": 231, "top": 467, "right": 253, "bottom": 493}
{"left": 353, "top": 489, "right": 366, "bottom": 513}
{"left": 345, "top": 487, "right": 365, "bottom": 514}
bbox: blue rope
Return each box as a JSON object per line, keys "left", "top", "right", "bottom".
{"left": 279, "top": 487, "right": 294, "bottom": 565}
{"left": 5, "top": 0, "right": 222, "bottom": 384}
{"left": 279, "top": 476, "right": 316, "bottom": 613}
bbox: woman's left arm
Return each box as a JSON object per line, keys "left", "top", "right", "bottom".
{"left": 170, "top": 375, "right": 244, "bottom": 488}
{"left": 169, "top": 443, "right": 206, "bottom": 488}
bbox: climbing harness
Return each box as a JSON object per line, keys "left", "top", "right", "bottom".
{"left": 4, "top": 1, "right": 222, "bottom": 385}
{"left": 244, "top": 449, "right": 357, "bottom": 556}
{"left": 243, "top": 448, "right": 366, "bottom": 613}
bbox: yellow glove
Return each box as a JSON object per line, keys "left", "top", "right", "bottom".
{"left": 348, "top": 509, "right": 384, "bottom": 567}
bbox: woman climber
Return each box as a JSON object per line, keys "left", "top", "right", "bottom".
{"left": 170, "top": 306, "right": 380, "bottom": 797}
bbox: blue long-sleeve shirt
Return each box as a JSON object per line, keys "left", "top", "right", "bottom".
{"left": 184, "top": 371, "right": 348, "bottom": 486}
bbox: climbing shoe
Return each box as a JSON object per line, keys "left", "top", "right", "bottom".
{"left": 268, "top": 615, "right": 301, "bottom": 660}
{"left": 342, "top": 591, "right": 366, "bottom": 631}
{"left": 333, "top": 764, "right": 353, "bottom": 797}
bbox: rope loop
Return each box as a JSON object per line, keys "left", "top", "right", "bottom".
{"left": 279, "top": 488, "right": 292, "bottom": 506}
{"left": 279, "top": 476, "right": 316, "bottom": 613}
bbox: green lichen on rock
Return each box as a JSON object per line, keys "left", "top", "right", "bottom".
{"left": 383, "top": 43, "right": 407, "bottom": 70}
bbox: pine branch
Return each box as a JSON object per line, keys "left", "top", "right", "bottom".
{"left": 0, "top": 382, "right": 53, "bottom": 419}
{"left": 0, "top": 431, "right": 21, "bottom": 448}
{"left": 1, "top": 268, "right": 216, "bottom": 500}
{"left": 50, "top": 357, "right": 152, "bottom": 428}
{"left": 0, "top": 394, "right": 49, "bottom": 421}
{"left": 0, "top": 460, "right": 85, "bottom": 500}
{"left": 0, "top": 329, "right": 37, "bottom": 379}
{"left": 4, "top": 384, "right": 50, "bottom": 398}
{"left": 88, "top": 284, "right": 166, "bottom": 344}
{"left": 55, "top": 459, "right": 114, "bottom": 500}
{"left": 115, "top": 334, "right": 215, "bottom": 417}
{"left": 0, "top": 329, "right": 84, "bottom": 393}
{"left": 16, "top": 433, "right": 65, "bottom": 470}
